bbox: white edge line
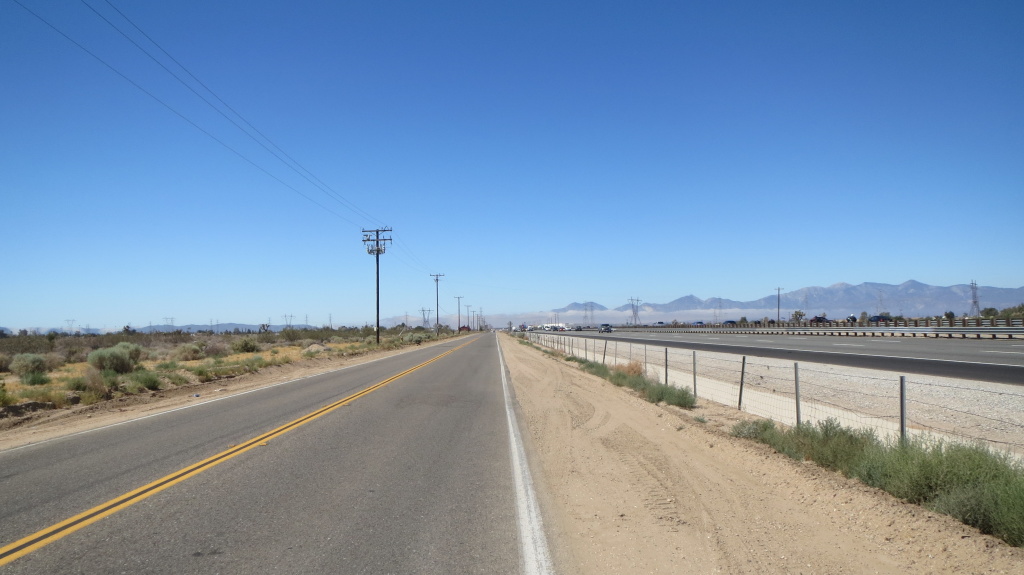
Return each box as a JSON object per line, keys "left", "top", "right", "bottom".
{"left": 496, "top": 334, "right": 554, "bottom": 575}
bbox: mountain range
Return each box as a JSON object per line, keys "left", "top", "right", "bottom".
{"left": 4, "top": 281, "right": 1022, "bottom": 334}
{"left": 551, "top": 281, "right": 1024, "bottom": 321}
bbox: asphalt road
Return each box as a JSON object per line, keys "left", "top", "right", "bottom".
{"left": 575, "top": 332, "right": 1024, "bottom": 384}
{"left": 0, "top": 335, "right": 537, "bottom": 574}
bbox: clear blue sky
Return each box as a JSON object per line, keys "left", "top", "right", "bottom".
{"left": 2, "top": 1, "right": 1022, "bottom": 331}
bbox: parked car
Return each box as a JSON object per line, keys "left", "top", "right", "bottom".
{"left": 598, "top": 324, "right": 613, "bottom": 333}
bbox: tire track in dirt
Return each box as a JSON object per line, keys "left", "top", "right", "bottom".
{"left": 499, "top": 334, "right": 1024, "bottom": 575}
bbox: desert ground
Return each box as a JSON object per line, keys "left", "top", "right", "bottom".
{"left": 2, "top": 334, "right": 1022, "bottom": 574}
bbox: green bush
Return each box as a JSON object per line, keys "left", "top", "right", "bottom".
{"left": 10, "top": 353, "right": 47, "bottom": 377}
{"left": 87, "top": 347, "right": 134, "bottom": 374}
{"left": 21, "top": 372, "right": 51, "bottom": 386}
{"left": 232, "top": 337, "right": 259, "bottom": 353}
{"left": 175, "top": 343, "right": 205, "bottom": 361}
{"left": 731, "top": 417, "right": 1024, "bottom": 548}
{"left": 113, "top": 342, "right": 143, "bottom": 363}
{"left": 129, "top": 369, "right": 161, "bottom": 391}
{"left": 0, "top": 353, "right": 12, "bottom": 372}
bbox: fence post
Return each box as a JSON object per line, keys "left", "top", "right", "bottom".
{"left": 738, "top": 355, "right": 747, "bottom": 410}
{"left": 899, "top": 376, "right": 907, "bottom": 444}
{"left": 602, "top": 341, "right": 608, "bottom": 365}
{"left": 794, "top": 362, "right": 802, "bottom": 427}
{"left": 692, "top": 350, "right": 698, "bottom": 398}
{"left": 664, "top": 347, "right": 669, "bottom": 387}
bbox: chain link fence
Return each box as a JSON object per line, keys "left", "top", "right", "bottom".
{"left": 527, "top": 333, "right": 1024, "bottom": 459}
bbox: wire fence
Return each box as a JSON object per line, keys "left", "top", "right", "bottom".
{"left": 527, "top": 333, "right": 1024, "bottom": 459}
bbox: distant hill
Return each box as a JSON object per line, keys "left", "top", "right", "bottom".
{"left": 554, "top": 281, "right": 1024, "bottom": 320}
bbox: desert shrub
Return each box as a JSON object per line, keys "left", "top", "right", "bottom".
{"left": 731, "top": 419, "right": 777, "bottom": 440}
{"left": 10, "top": 353, "right": 47, "bottom": 377}
{"left": 16, "top": 387, "right": 68, "bottom": 407}
{"left": 203, "top": 341, "right": 230, "bottom": 358}
{"left": 65, "top": 377, "right": 88, "bottom": 392}
{"left": 155, "top": 360, "right": 180, "bottom": 370}
{"left": 646, "top": 383, "right": 697, "bottom": 408}
{"left": 78, "top": 390, "right": 106, "bottom": 405}
{"left": 232, "top": 337, "right": 259, "bottom": 353}
{"left": 164, "top": 372, "right": 189, "bottom": 386}
{"left": 22, "top": 372, "right": 51, "bottom": 386}
{"left": 87, "top": 347, "right": 134, "bottom": 374}
{"left": 580, "top": 361, "right": 611, "bottom": 379}
{"left": 175, "top": 343, "right": 205, "bottom": 361}
{"left": 0, "top": 353, "right": 11, "bottom": 372}
{"left": 84, "top": 366, "right": 120, "bottom": 394}
{"left": 0, "top": 382, "right": 15, "bottom": 406}
{"left": 129, "top": 369, "right": 161, "bottom": 391}
{"left": 63, "top": 347, "right": 88, "bottom": 364}
{"left": 112, "top": 342, "right": 143, "bottom": 363}
{"left": 613, "top": 360, "right": 645, "bottom": 377}
{"left": 43, "top": 352, "right": 65, "bottom": 371}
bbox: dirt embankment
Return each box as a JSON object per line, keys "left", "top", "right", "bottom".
{"left": 498, "top": 334, "right": 1024, "bottom": 574}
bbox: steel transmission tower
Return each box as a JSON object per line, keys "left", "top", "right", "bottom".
{"left": 629, "top": 298, "right": 642, "bottom": 326}
{"left": 969, "top": 280, "right": 982, "bottom": 317}
{"left": 362, "top": 227, "right": 392, "bottom": 344}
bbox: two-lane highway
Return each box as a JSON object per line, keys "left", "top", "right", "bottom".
{"left": 578, "top": 331, "right": 1024, "bottom": 384}
{"left": 0, "top": 335, "right": 548, "bottom": 574}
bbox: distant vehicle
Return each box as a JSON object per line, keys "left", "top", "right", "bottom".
{"left": 722, "top": 320, "right": 737, "bottom": 326}
{"left": 809, "top": 316, "right": 829, "bottom": 323}
{"left": 692, "top": 321, "right": 704, "bottom": 326}
{"left": 573, "top": 326, "right": 582, "bottom": 331}
{"left": 598, "top": 324, "right": 613, "bottom": 333}
{"left": 846, "top": 315, "right": 858, "bottom": 323}
{"left": 869, "top": 315, "right": 891, "bottom": 322}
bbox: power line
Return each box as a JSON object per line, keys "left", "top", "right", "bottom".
{"left": 86, "top": 0, "right": 386, "bottom": 227}
{"left": 11, "top": 0, "right": 366, "bottom": 228}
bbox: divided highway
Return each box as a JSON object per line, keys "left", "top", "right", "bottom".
{"left": 582, "top": 331, "right": 1024, "bottom": 384}
{"left": 0, "top": 335, "right": 545, "bottom": 574}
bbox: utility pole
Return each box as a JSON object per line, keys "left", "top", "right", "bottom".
{"left": 454, "top": 296, "right": 463, "bottom": 332}
{"left": 362, "top": 227, "right": 392, "bottom": 344}
{"left": 775, "top": 287, "right": 783, "bottom": 323}
{"left": 466, "top": 305, "right": 472, "bottom": 331}
{"left": 431, "top": 273, "right": 444, "bottom": 335}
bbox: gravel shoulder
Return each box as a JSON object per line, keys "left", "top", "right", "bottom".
{"left": 498, "top": 333, "right": 1024, "bottom": 574}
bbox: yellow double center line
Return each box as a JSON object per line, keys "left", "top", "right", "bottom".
{"left": 0, "top": 340, "right": 474, "bottom": 566}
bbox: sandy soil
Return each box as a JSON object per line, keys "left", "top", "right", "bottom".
{"left": 3, "top": 335, "right": 1023, "bottom": 574}
{"left": 498, "top": 333, "right": 1024, "bottom": 574}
